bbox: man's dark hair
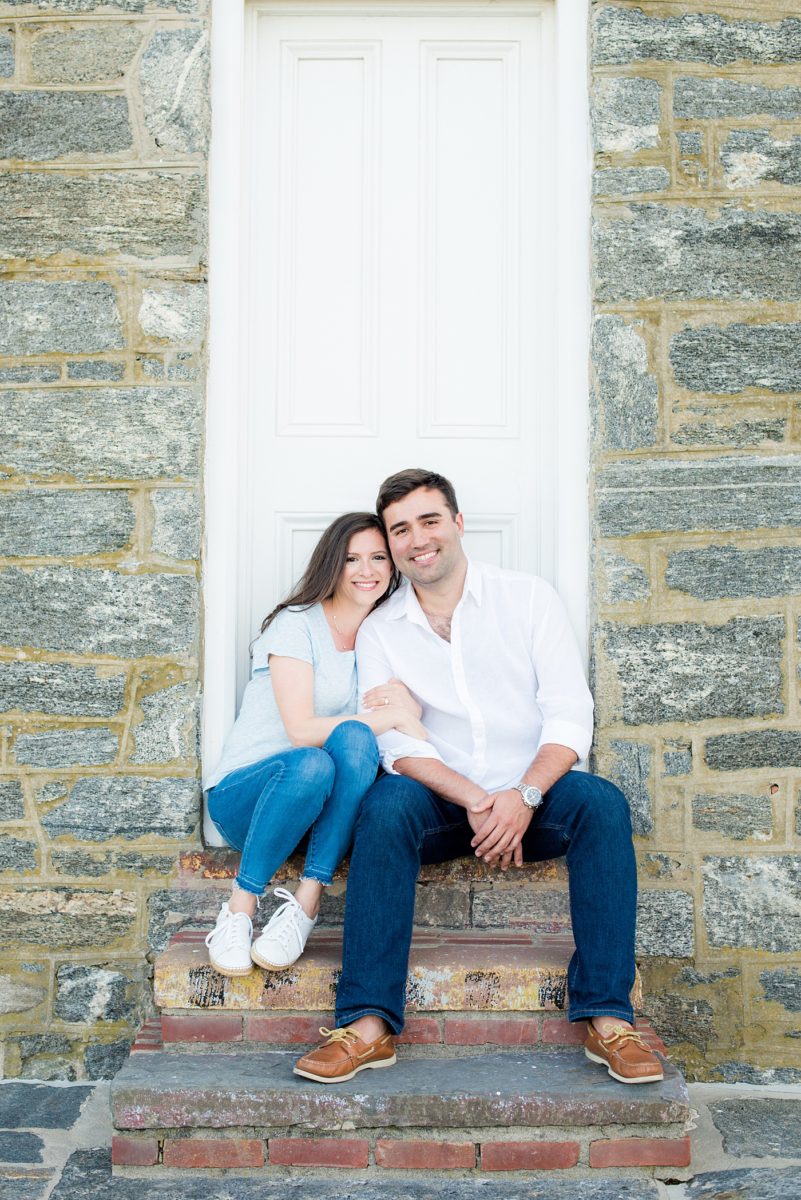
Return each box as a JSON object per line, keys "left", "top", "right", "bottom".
{"left": 376, "top": 469, "right": 460, "bottom": 522}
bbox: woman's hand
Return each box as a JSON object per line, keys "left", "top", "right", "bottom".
{"left": 387, "top": 705, "right": 428, "bottom": 741}
{"left": 363, "top": 678, "right": 422, "bottom": 719}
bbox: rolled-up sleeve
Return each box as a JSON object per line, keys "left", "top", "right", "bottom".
{"left": 530, "top": 584, "right": 594, "bottom": 762}
{"left": 355, "top": 620, "right": 444, "bottom": 775}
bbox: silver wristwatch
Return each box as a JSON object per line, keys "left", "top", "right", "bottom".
{"left": 514, "top": 782, "right": 543, "bottom": 811}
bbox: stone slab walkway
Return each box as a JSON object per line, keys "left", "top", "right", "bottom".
{"left": 1, "top": 1079, "right": 800, "bottom": 1199}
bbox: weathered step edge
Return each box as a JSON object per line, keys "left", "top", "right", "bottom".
{"left": 154, "top": 929, "right": 644, "bottom": 1014}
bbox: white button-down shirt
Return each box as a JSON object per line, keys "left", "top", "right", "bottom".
{"left": 356, "top": 559, "right": 594, "bottom": 794}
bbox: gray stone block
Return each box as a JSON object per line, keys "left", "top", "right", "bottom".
{"left": 139, "top": 283, "right": 207, "bottom": 343}
{"left": 140, "top": 28, "right": 209, "bottom": 154}
{"left": 0, "top": 1081, "right": 91, "bottom": 1129}
{"left": 0, "top": 364, "right": 59, "bottom": 383}
{"left": 30, "top": 23, "right": 142, "bottom": 84}
{"left": 593, "top": 7, "right": 801, "bottom": 67}
{"left": 471, "top": 887, "right": 570, "bottom": 930}
{"left": 591, "top": 315, "right": 657, "bottom": 450}
{"left": 644, "top": 990, "right": 715, "bottom": 1050}
{"left": 676, "top": 131, "right": 703, "bottom": 156}
{"left": 0, "top": 1132, "right": 43, "bottom": 1164}
{"left": 130, "top": 683, "right": 198, "bottom": 763}
{"left": 608, "top": 741, "right": 652, "bottom": 836}
{"left": 66, "top": 360, "right": 125, "bottom": 382}
{"left": 84, "top": 1037, "right": 131, "bottom": 1081}
{"left": 50, "top": 848, "right": 175, "bottom": 877}
{"left": 675, "top": 77, "right": 801, "bottom": 120}
{"left": 594, "top": 206, "right": 801, "bottom": 303}
{"left": 715, "top": 1066, "right": 801, "bottom": 1087}
{"left": 601, "top": 617, "right": 783, "bottom": 725}
{"left": 596, "top": 456, "right": 801, "bottom": 536}
{"left": 671, "top": 409, "right": 787, "bottom": 448}
{"left": 761, "top": 968, "right": 801, "bottom": 1012}
{"left": 703, "top": 856, "right": 801, "bottom": 951}
{"left": 689, "top": 1166, "right": 801, "bottom": 1197}
{"left": 591, "top": 76, "right": 661, "bottom": 152}
{"left": 151, "top": 489, "right": 201, "bottom": 559}
{"left": 0, "top": 837, "right": 37, "bottom": 873}
{"left": 13, "top": 729, "right": 118, "bottom": 768}
{"left": 0, "top": 489, "right": 135, "bottom": 557}
{"left": 0, "top": 91, "right": 132, "bottom": 161}
{"left": 0, "top": 974, "right": 46, "bottom": 1015}
{"left": 667, "top": 545, "right": 801, "bottom": 600}
{"left": 663, "top": 740, "right": 692, "bottom": 777}
{"left": 55, "top": 964, "right": 133, "bottom": 1022}
{"left": 593, "top": 167, "right": 669, "bottom": 197}
{"left": 706, "top": 730, "right": 801, "bottom": 772}
{"left": 636, "top": 889, "right": 694, "bottom": 957}
{"left": 0, "top": 387, "right": 201, "bottom": 481}
{"left": 0, "top": 566, "right": 199, "bottom": 657}
{"left": 601, "top": 551, "right": 650, "bottom": 603}
{"left": 0, "top": 662, "right": 126, "bottom": 718}
{"left": 0, "top": 780, "right": 24, "bottom": 820}
{"left": 671, "top": 323, "right": 801, "bottom": 394}
{"left": 147, "top": 887, "right": 220, "bottom": 952}
{"left": 41, "top": 776, "right": 199, "bottom": 842}
{"left": 0, "top": 888, "right": 137, "bottom": 948}
{"left": 0, "top": 32, "right": 12, "bottom": 76}
{"left": 709, "top": 1098, "right": 801, "bottom": 1158}
{"left": 0, "top": 171, "right": 205, "bottom": 263}
{"left": 692, "top": 793, "right": 773, "bottom": 841}
{"left": 0, "top": 282, "right": 122, "bottom": 355}
{"left": 722, "top": 129, "right": 801, "bottom": 189}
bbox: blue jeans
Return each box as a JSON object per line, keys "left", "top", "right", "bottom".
{"left": 207, "top": 721, "right": 379, "bottom": 895}
{"left": 335, "top": 770, "right": 637, "bottom": 1032}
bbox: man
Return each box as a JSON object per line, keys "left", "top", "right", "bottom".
{"left": 295, "top": 469, "right": 662, "bottom": 1087}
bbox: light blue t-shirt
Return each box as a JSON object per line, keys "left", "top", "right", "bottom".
{"left": 204, "top": 604, "right": 357, "bottom": 790}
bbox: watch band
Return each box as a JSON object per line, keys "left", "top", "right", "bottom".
{"left": 514, "top": 782, "right": 543, "bottom": 810}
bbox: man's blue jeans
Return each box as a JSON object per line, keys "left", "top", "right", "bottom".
{"left": 335, "top": 770, "right": 637, "bottom": 1032}
{"left": 207, "top": 721, "right": 379, "bottom": 895}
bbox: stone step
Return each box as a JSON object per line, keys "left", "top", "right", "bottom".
{"left": 110, "top": 1047, "right": 691, "bottom": 1179}
{"left": 163, "top": 849, "right": 571, "bottom": 937}
{"left": 155, "top": 928, "right": 643, "bottom": 1026}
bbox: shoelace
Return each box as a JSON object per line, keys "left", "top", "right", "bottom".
{"left": 264, "top": 887, "right": 309, "bottom": 955}
{"left": 599, "top": 1026, "right": 651, "bottom": 1052}
{"left": 205, "top": 910, "right": 251, "bottom": 952}
{"left": 317, "top": 1027, "right": 360, "bottom": 1047}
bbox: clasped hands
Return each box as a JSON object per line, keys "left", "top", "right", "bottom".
{"left": 468, "top": 789, "right": 533, "bottom": 872}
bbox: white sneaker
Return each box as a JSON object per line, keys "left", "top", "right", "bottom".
{"left": 204, "top": 902, "right": 254, "bottom": 977}
{"left": 251, "top": 887, "right": 316, "bottom": 970}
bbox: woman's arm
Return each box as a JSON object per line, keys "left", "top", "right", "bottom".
{"left": 270, "top": 656, "right": 427, "bottom": 748}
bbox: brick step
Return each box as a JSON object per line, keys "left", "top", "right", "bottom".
{"left": 170, "top": 850, "right": 571, "bottom": 935}
{"left": 110, "top": 1047, "right": 691, "bottom": 1179}
{"left": 134, "top": 1012, "right": 665, "bottom": 1055}
{"left": 155, "top": 928, "right": 643, "bottom": 1022}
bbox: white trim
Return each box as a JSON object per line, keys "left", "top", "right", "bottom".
{"left": 204, "top": 0, "right": 592, "bottom": 794}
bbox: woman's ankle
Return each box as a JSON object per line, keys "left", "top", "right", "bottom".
{"left": 294, "top": 878, "right": 323, "bottom": 919}
{"left": 228, "top": 884, "right": 258, "bottom": 919}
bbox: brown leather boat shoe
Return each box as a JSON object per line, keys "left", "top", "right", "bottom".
{"left": 584, "top": 1022, "right": 664, "bottom": 1084}
{"left": 293, "top": 1026, "right": 397, "bottom": 1084}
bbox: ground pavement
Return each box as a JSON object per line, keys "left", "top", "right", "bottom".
{"left": 1, "top": 1077, "right": 801, "bottom": 1199}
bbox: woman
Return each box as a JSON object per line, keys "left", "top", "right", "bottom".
{"left": 203, "top": 512, "right": 424, "bottom": 977}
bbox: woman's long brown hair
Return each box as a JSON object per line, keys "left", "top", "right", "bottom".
{"left": 260, "top": 512, "right": 399, "bottom": 633}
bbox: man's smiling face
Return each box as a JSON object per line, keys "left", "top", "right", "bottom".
{"left": 382, "top": 486, "right": 466, "bottom": 588}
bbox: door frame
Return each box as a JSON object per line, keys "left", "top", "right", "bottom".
{"left": 203, "top": 0, "right": 592, "bottom": 783}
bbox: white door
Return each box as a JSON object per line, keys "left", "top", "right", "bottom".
{"left": 240, "top": 0, "right": 555, "bottom": 700}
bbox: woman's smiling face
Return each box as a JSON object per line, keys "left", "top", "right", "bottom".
{"left": 333, "top": 527, "right": 393, "bottom": 609}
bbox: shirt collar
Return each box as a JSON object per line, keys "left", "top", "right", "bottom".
{"left": 389, "top": 557, "right": 483, "bottom": 624}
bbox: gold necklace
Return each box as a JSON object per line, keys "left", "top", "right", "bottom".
{"left": 329, "top": 602, "right": 355, "bottom": 651}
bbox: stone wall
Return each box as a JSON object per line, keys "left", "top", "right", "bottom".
{"left": 0, "top": 0, "right": 208, "bottom": 1080}
{"left": 2, "top": 0, "right": 800, "bottom": 1084}
{"left": 590, "top": 2, "right": 801, "bottom": 1081}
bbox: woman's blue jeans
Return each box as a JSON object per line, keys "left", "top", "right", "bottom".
{"left": 335, "top": 769, "right": 637, "bottom": 1032}
{"left": 206, "top": 721, "right": 379, "bottom": 896}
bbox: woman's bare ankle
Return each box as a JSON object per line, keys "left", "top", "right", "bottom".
{"left": 228, "top": 885, "right": 257, "bottom": 919}
{"left": 294, "top": 878, "right": 323, "bottom": 920}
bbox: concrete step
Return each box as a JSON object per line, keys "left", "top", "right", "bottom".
{"left": 110, "top": 1047, "right": 691, "bottom": 1179}
{"left": 154, "top": 928, "right": 643, "bottom": 1030}
{"left": 171, "top": 849, "right": 571, "bottom": 935}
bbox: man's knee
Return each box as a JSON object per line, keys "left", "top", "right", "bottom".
{"left": 558, "top": 771, "right": 632, "bottom": 835}
{"left": 357, "top": 773, "right": 431, "bottom": 838}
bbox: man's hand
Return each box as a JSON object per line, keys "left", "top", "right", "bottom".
{"left": 470, "top": 789, "right": 532, "bottom": 868}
